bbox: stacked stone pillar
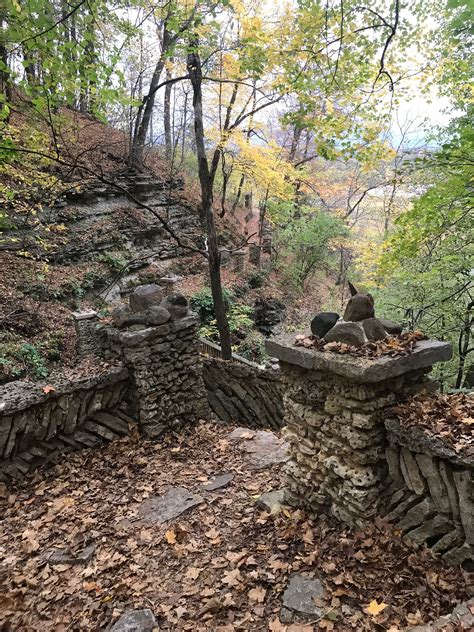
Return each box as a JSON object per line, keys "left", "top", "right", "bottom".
{"left": 266, "top": 334, "right": 452, "bottom": 526}
{"left": 103, "top": 285, "right": 210, "bottom": 437}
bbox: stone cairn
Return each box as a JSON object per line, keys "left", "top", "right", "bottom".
{"left": 266, "top": 288, "right": 452, "bottom": 527}
{"left": 310, "top": 283, "right": 402, "bottom": 346}
{"left": 103, "top": 284, "right": 210, "bottom": 438}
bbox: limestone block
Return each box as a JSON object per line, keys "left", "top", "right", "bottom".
{"left": 145, "top": 305, "right": 171, "bottom": 325}
{"left": 324, "top": 455, "right": 381, "bottom": 487}
{"left": 0, "top": 416, "right": 13, "bottom": 457}
{"left": 63, "top": 396, "right": 82, "bottom": 434}
{"left": 415, "top": 453, "right": 451, "bottom": 514}
{"left": 386, "top": 488, "right": 409, "bottom": 512}
{"left": 343, "top": 293, "right": 375, "bottom": 322}
{"left": 386, "top": 447, "right": 404, "bottom": 486}
{"left": 453, "top": 469, "right": 474, "bottom": 544}
{"left": 324, "top": 321, "right": 365, "bottom": 347}
{"left": 438, "top": 461, "right": 461, "bottom": 521}
{"left": 335, "top": 392, "right": 397, "bottom": 412}
{"left": 400, "top": 449, "right": 427, "bottom": 495}
{"left": 362, "top": 318, "right": 387, "bottom": 342}
{"left": 397, "top": 497, "right": 435, "bottom": 532}
{"left": 385, "top": 492, "right": 422, "bottom": 522}
{"left": 336, "top": 424, "right": 383, "bottom": 450}
{"left": 431, "top": 527, "right": 464, "bottom": 555}
{"left": 129, "top": 284, "right": 164, "bottom": 311}
{"left": 442, "top": 540, "right": 474, "bottom": 566}
{"left": 351, "top": 411, "right": 380, "bottom": 430}
{"left": 404, "top": 514, "right": 453, "bottom": 546}
{"left": 378, "top": 318, "right": 403, "bottom": 335}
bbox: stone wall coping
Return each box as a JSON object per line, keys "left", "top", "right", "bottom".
{"left": 385, "top": 418, "right": 474, "bottom": 468}
{"left": 265, "top": 334, "right": 452, "bottom": 383}
{"left": 72, "top": 310, "right": 99, "bottom": 321}
{"left": 0, "top": 365, "right": 128, "bottom": 415}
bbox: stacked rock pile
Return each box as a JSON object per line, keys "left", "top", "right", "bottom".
{"left": 310, "top": 284, "right": 402, "bottom": 347}
{"left": 105, "top": 284, "right": 210, "bottom": 437}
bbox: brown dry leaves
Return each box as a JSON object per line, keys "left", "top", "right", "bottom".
{"left": 0, "top": 422, "right": 469, "bottom": 631}
{"left": 390, "top": 392, "right": 474, "bottom": 455}
{"left": 295, "top": 331, "right": 428, "bottom": 358}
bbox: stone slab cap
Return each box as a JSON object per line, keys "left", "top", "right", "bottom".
{"left": 72, "top": 309, "right": 98, "bottom": 321}
{"left": 265, "top": 333, "right": 452, "bottom": 383}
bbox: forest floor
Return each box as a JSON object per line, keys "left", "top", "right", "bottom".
{"left": 0, "top": 421, "right": 469, "bottom": 631}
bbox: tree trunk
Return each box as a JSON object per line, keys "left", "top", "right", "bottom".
{"left": 164, "top": 60, "right": 173, "bottom": 159}
{"left": 231, "top": 173, "right": 245, "bottom": 213}
{"left": 0, "top": 14, "right": 12, "bottom": 116}
{"left": 129, "top": 29, "right": 171, "bottom": 171}
{"left": 187, "top": 45, "right": 232, "bottom": 360}
{"left": 455, "top": 300, "right": 473, "bottom": 388}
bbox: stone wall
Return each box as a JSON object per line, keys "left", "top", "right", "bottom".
{"left": 103, "top": 311, "right": 210, "bottom": 438}
{"left": 266, "top": 333, "right": 474, "bottom": 569}
{"left": 0, "top": 366, "right": 132, "bottom": 481}
{"left": 383, "top": 418, "right": 473, "bottom": 567}
{"left": 266, "top": 334, "right": 453, "bottom": 527}
{"left": 0, "top": 284, "right": 211, "bottom": 479}
{"left": 202, "top": 356, "right": 284, "bottom": 430}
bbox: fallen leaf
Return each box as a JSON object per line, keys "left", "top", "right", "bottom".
{"left": 367, "top": 600, "right": 388, "bottom": 616}
{"left": 248, "top": 586, "right": 266, "bottom": 603}
{"left": 42, "top": 385, "right": 56, "bottom": 394}
{"left": 165, "top": 529, "right": 176, "bottom": 544}
{"left": 185, "top": 567, "right": 201, "bottom": 580}
{"left": 221, "top": 568, "right": 242, "bottom": 587}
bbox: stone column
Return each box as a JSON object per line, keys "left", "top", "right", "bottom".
{"left": 231, "top": 250, "right": 246, "bottom": 273}
{"left": 248, "top": 243, "right": 261, "bottom": 267}
{"left": 72, "top": 310, "right": 100, "bottom": 358}
{"left": 266, "top": 334, "right": 452, "bottom": 526}
{"left": 105, "top": 285, "right": 210, "bottom": 437}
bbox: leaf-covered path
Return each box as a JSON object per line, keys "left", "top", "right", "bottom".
{"left": 0, "top": 422, "right": 469, "bottom": 631}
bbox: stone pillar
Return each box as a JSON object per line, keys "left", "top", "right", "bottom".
{"left": 105, "top": 285, "right": 210, "bottom": 437}
{"left": 261, "top": 236, "right": 272, "bottom": 254}
{"left": 231, "top": 249, "right": 246, "bottom": 273}
{"left": 72, "top": 310, "right": 100, "bottom": 358}
{"left": 266, "top": 334, "right": 452, "bottom": 526}
{"left": 248, "top": 243, "right": 261, "bottom": 267}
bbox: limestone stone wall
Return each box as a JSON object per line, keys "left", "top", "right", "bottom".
{"left": 279, "top": 364, "right": 437, "bottom": 525}
{"left": 0, "top": 367, "right": 132, "bottom": 481}
{"left": 99, "top": 284, "right": 211, "bottom": 437}
{"left": 266, "top": 334, "right": 453, "bottom": 528}
{"left": 103, "top": 314, "right": 210, "bottom": 437}
{"left": 383, "top": 418, "right": 473, "bottom": 567}
{"left": 202, "top": 356, "right": 284, "bottom": 430}
{"left": 0, "top": 285, "right": 211, "bottom": 479}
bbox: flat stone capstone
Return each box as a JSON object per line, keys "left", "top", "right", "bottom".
{"left": 266, "top": 334, "right": 452, "bottom": 383}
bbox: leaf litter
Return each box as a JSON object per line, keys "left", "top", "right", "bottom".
{"left": 0, "top": 421, "right": 469, "bottom": 630}
{"left": 294, "top": 331, "right": 428, "bottom": 358}
{"left": 390, "top": 392, "right": 474, "bottom": 456}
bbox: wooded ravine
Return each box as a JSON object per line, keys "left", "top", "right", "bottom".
{"left": 0, "top": 0, "right": 472, "bottom": 630}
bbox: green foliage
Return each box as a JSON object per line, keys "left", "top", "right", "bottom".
{"left": 248, "top": 270, "right": 266, "bottom": 289}
{"left": 0, "top": 331, "right": 65, "bottom": 382}
{"left": 98, "top": 251, "right": 128, "bottom": 272}
{"left": 237, "top": 330, "right": 268, "bottom": 364}
{"left": 199, "top": 303, "right": 253, "bottom": 348}
{"left": 273, "top": 206, "right": 349, "bottom": 289}
{"left": 190, "top": 287, "right": 235, "bottom": 324}
{"left": 0, "top": 342, "right": 47, "bottom": 381}
{"left": 365, "top": 113, "right": 473, "bottom": 388}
